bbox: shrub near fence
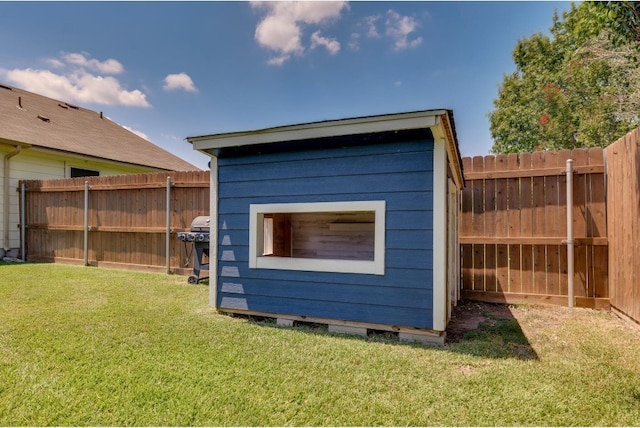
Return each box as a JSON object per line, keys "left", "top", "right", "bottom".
{"left": 20, "top": 171, "right": 210, "bottom": 274}
{"left": 460, "top": 148, "right": 608, "bottom": 308}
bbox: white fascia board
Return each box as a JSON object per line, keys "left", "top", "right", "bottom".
{"left": 188, "top": 110, "right": 445, "bottom": 151}
{"left": 4, "top": 144, "right": 161, "bottom": 172}
{"left": 432, "top": 114, "right": 464, "bottom": 190}
{"left": 209, "top": 157, "right": 219, "bottom": 308}
{"left": 432, "top": 139, "right": 448, "bottom": 332}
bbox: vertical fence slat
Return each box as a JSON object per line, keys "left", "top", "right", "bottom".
{"left": 531, "top": 152, "right": 547, "bottom": 295}
{"left": 472, "top": 156, "right": 485, "bottom": 292}
{"left": 519, "top": 153, "right": 534, "bottom": 294}
{"left": 494, "top": 154, "right": 509, "bottom": 294}
{"left": 571, "top": 149, "right": 589, "bottom": 298}
{"left": 557, "top": 149, "right": 571, "bottom": 296}
{"left": 460, "top": 157, "right": 474, "bottom": 292}
{"left": 484, "top": 156, "right": 497, "bottom": 292}
{"left": 545, "top": 151, "right": 560, "bottom": 296}
{"left": 506, "top": 154, "right": 521, "bottom": 294}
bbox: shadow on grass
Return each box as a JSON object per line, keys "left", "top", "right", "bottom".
{"left": 233, "top": 300, "right": 538, "bottom": 360}
{"left": 445, "top": 300, "right": 539, "bottom": 360}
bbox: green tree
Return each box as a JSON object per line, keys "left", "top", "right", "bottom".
{"left": 489, "top": 1, "right": 640, "bottom": 154}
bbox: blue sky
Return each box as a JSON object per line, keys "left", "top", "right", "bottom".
{"left": 0, "top": 1, "right": 571, "bottom": 170}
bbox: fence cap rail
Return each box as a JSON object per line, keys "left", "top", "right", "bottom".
{"left": 463, "top": 165, "right": 604, "bottom": 180}
{"left": 18, "top": 181, "right": 209, "bottom": 192}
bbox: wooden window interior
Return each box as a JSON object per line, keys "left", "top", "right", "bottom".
{"left": 263, "top": 211, "right": 375, "bottom": 261}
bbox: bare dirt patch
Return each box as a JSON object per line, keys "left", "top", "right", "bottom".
{"left": 446, "top": 300, "right": 514, "bottom": 343}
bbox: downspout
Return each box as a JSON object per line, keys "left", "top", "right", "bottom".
{"left": 3, "top": 146, "right": 21, "bottom": 252}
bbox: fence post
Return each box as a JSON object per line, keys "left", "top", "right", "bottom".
{"left": 566, "top": 159, "right": 574, "bottom": 308}
{"left": 84, "top": 181, "right": 89, "bottom": 266}
{"left": 20, "top": 182, "right": 26, "bottom": 261}
{"left": 166, "top": 176, "right": 171, "bottom": 275}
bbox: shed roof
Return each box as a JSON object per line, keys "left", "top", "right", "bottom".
{"left": 0, "top": 83, "right": 197, "bottom": 171}
{"left": 187, "top": 109, "right": 463, "bottom": 187}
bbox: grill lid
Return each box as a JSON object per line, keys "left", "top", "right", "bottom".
{"left": 190, "top": 216, "right": 211, "bottom": 232}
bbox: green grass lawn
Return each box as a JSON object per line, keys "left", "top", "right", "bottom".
{"left": 1, "top": 262, "right": 640, "bottom": 426}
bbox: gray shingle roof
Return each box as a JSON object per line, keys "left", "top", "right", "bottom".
{"left": 0, "top": 83, "right": 198, "bottom": 171}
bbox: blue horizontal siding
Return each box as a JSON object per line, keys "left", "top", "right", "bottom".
{"left": 219, "top": 295, "right": 433, "bottom": 329}
{"left": 219, "top": 279, "right": 431, "bottom": 309}
{"left": 219, "top": 262, "right": 432, "bottom": 289}
{"left": 218, "top": 171, "right": 432, "bottom": 199}
{"left": 218, "top": 191, "right": 433, "bottom": 214}
{"left": 219, "top": 150, "right": 433, "bottom": 182}
{"left": 216, "top": 139, "right": 436, "bottom": 329}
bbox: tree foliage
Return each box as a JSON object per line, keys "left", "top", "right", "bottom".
{"left": 489, "top": 1, "right": 640, "bottom": 154}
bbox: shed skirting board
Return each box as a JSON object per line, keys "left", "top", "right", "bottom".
{"left": 223, "top": 308, "right": 446, "bottom": 345}
{"left": 431, "top": 139, "right": 447, "bottom": 332}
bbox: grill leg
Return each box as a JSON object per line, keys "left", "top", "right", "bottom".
{"left": 190, "top": 245, "right": 210, "bottom": 284}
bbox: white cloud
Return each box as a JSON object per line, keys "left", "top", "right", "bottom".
{"left": 364, "top": 15, "right": 382, "bottom": 38}
{"left": 267, "top": 55, "right": 291, "bottom": 67}
{"left": 255, "top": 12, "right": 304, "bottom": 58}
{"left": 354, "top": 10, "right": 423, "bottom": 52}
{"left": 385, "top": 10, "right": 423, "bottom": 51}
{"left": 310, "top": 31, "right": 340, "bottom": 55}
{"left": 3, "top": 63, "right": 150, "bottom": 108}
{"left": 163, "top": 72, "right": 198, "bottom": 92}
{"left": 252, "top": 1, "right": 347, "bottom": 65}
{"left": 63, "top": 52, "right": 124, "bottom": 74}
{"left": 348, "top": 33, "right": 360, "bottom": 51}
{"left": 46, "top": 58, "right": 65, "bottom": 69}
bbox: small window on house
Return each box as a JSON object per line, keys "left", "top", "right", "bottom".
{"left": 249, "top": 201, "right": 385, "bottom": 275}
{"left": 70, "top": 167, "right": 100, "bottom": 178}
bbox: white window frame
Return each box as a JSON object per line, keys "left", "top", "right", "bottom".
{"left": 249, "top": 201, "right": 386, "bottom": 275}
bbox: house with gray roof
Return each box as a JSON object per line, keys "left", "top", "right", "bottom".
{"left": 0, "top": 82, "right": 198, "bottom": 258}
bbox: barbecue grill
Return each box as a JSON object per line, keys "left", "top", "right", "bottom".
{"left": 177, "top": 216, "right": 210, "bottom": 284}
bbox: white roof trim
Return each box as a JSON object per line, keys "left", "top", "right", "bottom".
{"left": 188, "top": 109, "right": 447, "bottom": 151}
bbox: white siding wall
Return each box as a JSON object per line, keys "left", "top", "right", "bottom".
{"left": 1, "top": 147, "right": 159, "bottom": 253}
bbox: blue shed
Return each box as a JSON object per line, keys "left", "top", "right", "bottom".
{"left": 187, "top": 110, "right": 464, "bottom": 344}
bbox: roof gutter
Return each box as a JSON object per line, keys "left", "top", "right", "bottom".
{"left": 3, "top": 145, "right": 21, "bottom": 252}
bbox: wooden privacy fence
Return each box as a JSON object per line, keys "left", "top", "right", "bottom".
{"left": 19, "top": 171, "right": 210, "bottom": 274}
{"left": 605, "top": 129, "right": 640, "bottom": 323}
{"left": 460, "top": 148, "right": 608, "bottom": 308}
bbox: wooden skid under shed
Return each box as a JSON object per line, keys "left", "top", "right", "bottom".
{"left": 222, "top": 308, "right": 446, "bottom": 345}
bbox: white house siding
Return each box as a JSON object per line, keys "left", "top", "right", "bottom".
{"left": 1, "top": 147, "right": 160, "bottom": 256}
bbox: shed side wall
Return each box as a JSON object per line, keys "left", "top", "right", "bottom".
{"left": 216, "top": 139, "right": 435, "bottom": 329}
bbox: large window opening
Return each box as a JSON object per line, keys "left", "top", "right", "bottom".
{"left": 249, "top": 201, "right": 385, "bottom": 275}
